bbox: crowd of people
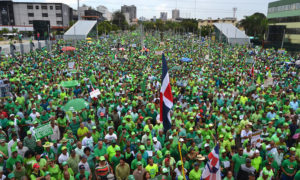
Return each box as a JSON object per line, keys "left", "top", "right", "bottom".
{"left": 0, "top": 31, "right": 299, "bottom": 180}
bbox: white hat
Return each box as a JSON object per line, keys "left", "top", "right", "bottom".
{"left": 255, "top": 149, "right": 259, "bottom": 153}
{"left": 204, "top": 143, "right": 209, "bottom": 147}
{"left": 179, "top": 138, "right": 184, "bottom": 142}
{"left": 9, "top": 114, "right": 15, "bottom": 117}
{"left": 153, "top": 137, "right": 157, "bottom": 142}
{"left": 169, "top": 136, "right": 173, "bottom": 140}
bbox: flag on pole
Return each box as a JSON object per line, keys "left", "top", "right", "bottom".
{"left": 201, "top": 144, "right": 221, "bottom": 180}
{"left": 160, "top": 54, "right": 173, "bottom": 133}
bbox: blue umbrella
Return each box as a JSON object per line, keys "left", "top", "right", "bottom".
{"left": 180, "top": 58, "right": 193, "bottom": 62}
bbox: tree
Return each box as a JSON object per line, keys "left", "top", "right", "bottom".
{"left": 239, "top": 13, "right": 268, "bottom": 40}
{"left": 97, "top": 21, "right": 112, "bottom": 35}
{"left": 112, "top": 11, "right": 128, "bottom": 30}
{"left": 2, "top": 28, "right": 9, "bottom": 34}
{"left": 180, "top": 19, "right": 198, "bottom": 33}
{"left": 199, "top": 25, "right": 214, "bottom": 37}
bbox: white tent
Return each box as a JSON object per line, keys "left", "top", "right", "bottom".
{"left": 64, "top": 20, "right": 97, "bottom": 40}
{"left": 214, "top": 23, "right": 250, "bottom": 45}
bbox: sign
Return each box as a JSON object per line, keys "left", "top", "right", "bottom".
{"left": 131, "top": 44, "right": 136, "bottom": 47}
{"left": 251, "top": 130, "right": 262, "bottom": 148}
{"left": 246, "top": 57, "right": 254, "bottom": 64}
{"left": 263, "top": 77, "right": 273, "bottom": 88}
{"left": 68, "top": 62, "right": 75, "bottom": 70}
{"left": 90, "top": 89, "right": 100, "bottom": 98}
{"left": 34, "top": 123, "right": 53, "bottom": 139}
{"left": 155, "top": 51, "right": 163, "bottom": 55}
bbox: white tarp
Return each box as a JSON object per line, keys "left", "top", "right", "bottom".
{"left": 64, "top": 20, "right": 97, "bottom": 40}
{"left": 214, "top": 23, "right": 250, "bottom": 45}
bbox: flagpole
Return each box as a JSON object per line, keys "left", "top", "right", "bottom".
{"left": 178, "top": 142, "right": 186, "bottom": 180}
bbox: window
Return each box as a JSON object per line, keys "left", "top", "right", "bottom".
{"left": 55, "top": 5, "right": 61, "bottom": 10}
{"left": 50, "top": 6, "right": 53, "bottom": 10}
{"left": 42, "top": 5, "right": 47, "bottom": 10}
{"left": 29, "top": 20, "right": 33, "bottom": 24}
{"left": 42, "top": 13, "right": 48, "bottom": 17}
{"left": 36, "top": 5, "right": 39, "bottom": 9}
{"left": 27, "top": 5, "right": 33, "bottom": 9}
{"left": 57, "top": 21, "right": 63, "bottom": 25}
{"left": 28, "top": 13, "right": 34, "bottom": 17}
{"left": 56, "top": 13, "right": 62, "bottom": 17}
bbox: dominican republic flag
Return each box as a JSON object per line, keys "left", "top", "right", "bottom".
{"left": 160, "top": 54, "right": 173, "bottom": 132}
{"left": 250, "top": 61, "right": 255, "bottom": 77}
{"left": 201, "top": 144, "right": 221, "bottom": 180}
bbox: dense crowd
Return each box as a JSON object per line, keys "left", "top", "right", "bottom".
{"left": 0, "top": 32, "right": 299, "bottom": 180}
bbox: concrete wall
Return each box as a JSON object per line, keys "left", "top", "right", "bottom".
{"left": 1, "top": 41, "right": 48, "bottom": 55}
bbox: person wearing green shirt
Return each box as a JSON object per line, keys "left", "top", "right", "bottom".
{"left": 232, "top": 147, "right": 247, "bottom": 177}
{"left": 145, "top": 157, "right": 158, "bottom": 179}
{"left": 110, "top": 147, "right": 124, "bottom": 170}
{"left": 6, "top": 149, "right": 23, "bottom": 173}
{"left": 76, "top": 165, "right": 91, "bottom": 180}
{"left": 0, "top": 140, "right": 8, "bottom": 158}
{"left": 107, "top": 141, "right": 120, "bottom": 162}
{"left": 30, "top": 163, "right": 45, "bottom": 180}
{"left": 91, "top": 126, "right": 100, "bottom": 143}
{"left": 223, "top": 171, "right": 234, "bottom": 180}
{"left": 281, "top": 155, "right": 298, "bottom": 179}
{"left": 94, "top": 141, "right": 107, "bottom": 162}
{"left": 189, "top": 163, "right": 202, "bottom": 180}
{"left": 47, "top": 159, "right": 61, "bottom": 179}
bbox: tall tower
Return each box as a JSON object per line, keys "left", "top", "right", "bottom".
{"left": 233, "top": 7, "right": 237, "bottom": 19}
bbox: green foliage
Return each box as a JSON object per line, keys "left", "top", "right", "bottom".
{"left": 112, "top": 11, "right": 129, "bottom": 30}
{"left": 12, "top": 28, "right": 18, "bottom": 33}
{"left": 142, "top": 19, "right": 199, "bottom": 33}
{"left": 199, "top": 25, "right": 214, "bottom": 37}
{"left": 2, "top": 28, "right": 9, "bottom": 34}
{"left": 97, "top": 21, "right": 112, "bottom": 35}
{"left": 239, "top": 13, "right": 268, "bottom": 40}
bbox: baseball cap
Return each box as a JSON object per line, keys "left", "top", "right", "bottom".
{"left": 153, "top": 137, "right": 157, "bottom": 142}
{"left": 79, "top": 165, "right": 85, "bottom": 170}
{"left": 100, "top": 156, "right": 105, "bottom": 161}
{"left": 136, "top": 161, "right": 142, "bottom": 166}
{"left": 61, "top": 146, "right": 67, "bottom": 151}
{"left": 62, "top": 162, "right": 68, "bottom": 166}
{"left": 33, "top": 163, "right": 40, "bottom": 169}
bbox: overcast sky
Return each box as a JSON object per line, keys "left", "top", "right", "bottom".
{"left": 15, "top": 0, "right": 275, "bottom": 20}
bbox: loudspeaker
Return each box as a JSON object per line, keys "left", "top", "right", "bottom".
{"left": 33, "top": 20, "right": 50, "bottom": 40}
{"left": 267, "top": 25, "right": 286, "bottom": 42}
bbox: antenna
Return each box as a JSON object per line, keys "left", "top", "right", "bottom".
{"left": 233, "top": 7, "right": 237, "bottom": 19}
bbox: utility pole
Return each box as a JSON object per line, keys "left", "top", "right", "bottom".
{"left": 233, "top": 7, "right": 237, "bottom": 19}
{"left": 77, "top": 0, "right": 80, "bottom": 21}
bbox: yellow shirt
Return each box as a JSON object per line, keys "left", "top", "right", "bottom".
{"left": 77, "top": 127, "right": 89, "bottom": 141}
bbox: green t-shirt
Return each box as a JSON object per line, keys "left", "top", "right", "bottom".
{"left": 145, "top": 164, "right": 159, "bottom": 178}
{"left": 282, "top": 159, "right": 297, "bottom": 175}
{"left": 111, "top": 154, "right": 124, "bottom": 170}
{"left": 94, "top": 147, "right": 107, "bottom": 159}
{"left": 47, "top": 164, "right": 61, "bottom": 179}
{"left": 30, "top": 170, "right": 45, "bottom": 180}
{"left": 232, "top": 154, "right": 247, "bottom": 174}
{"left": 0, "top": 143, "right": 8, "bottom": 157}
{"left": 189, "top": 168, "right": 202, "bottom": 180}
{"left": 75, "top": 171, "right": 90, "bottom": 180}
{"left": 6, "top": 155, "right": 24, "bottom": 171}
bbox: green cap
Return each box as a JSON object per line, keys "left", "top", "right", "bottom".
{"left": 62, "top": 161, "right": 68, "bottom": 166}
{"left": 177, "top": 160, "right": 182, "bottom": 166}
{"left": 92, "top": 126, "right": 96, "bottom": 130}
{"left": 100, "top": 156, "right": 105, "bottom": 161}
{"left": 136, "top": 161, "right": 142, "bottom": 166}
{"left": 290, "top": 147, "right": 296, "bottom": 151}
{"left": 8, "top": 173, "right": 15, "bottom": 179}
{"left": 139, "top": 145, "right": 145, "bottom": 150}
{"left": 165, "top": 150, "right": 170, "bottom": 155}
{"left": 27, "top": 130, "right": 32, "bottom": 135}
{"left": 128, "top": 175, "right": 135, "bottom": 180}
{"left": 115, "top": 146, "right": 121, "bottom": 151}
{"left": 277, "top": 129, "right": 282, "bottom": 134}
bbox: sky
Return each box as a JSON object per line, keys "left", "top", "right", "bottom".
{"left": 14, "top": 0, "right": 275, "bottom": 20}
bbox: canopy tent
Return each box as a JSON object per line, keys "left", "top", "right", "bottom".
{"left": 180, "top": 58, "right": 193, "bottom": 62}
{"left": 64, "top": 20, "right": 97, "bottom": 40}
{"left": 214, "top": 23, "right": 250, "bottom": 45}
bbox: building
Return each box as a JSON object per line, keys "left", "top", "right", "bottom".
{"left": 160, "top": 12, "right": 167, "bottom": 21}
{"left": 121, "top": 5, "right": 136, "bottom": 22}
{"left": 78, "top": 6, "right": 89, "bottom": 20}
{"left": 198, "top": 17, "right": 237, "bottom": 28}
{"left": 97, "top": 5, "right": 112, "bottom": 21}
{"left": 81, "top": 9, "right": 103, "bottom": 21}
{"left": 266, "top": 0, "right": 300, "bottom": 51}
{"left": 0, "top": 0, "right": 15, "bottom": 25}
{"left": 12, "top": 2, "right": 73, "bottom": 30}
{"left": 172, "top": 9, "right": 180, "bottom": 20}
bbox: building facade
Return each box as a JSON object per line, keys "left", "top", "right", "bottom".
{"left": 0, "top": 0, "right": 15, "bottom": 25}
{"left": 121, "top": 5, "right": 136, "bottom": 22}
{"left": 160, "top": 12, "right": 167, "bottom": 21}
{"left": 267, "top": 0, "right": 300, "bottom": 50}
{"left": 172, "top": 9, "right": 180, "bottom": 20}
{"left": 198, "top": 17, "right": 237, "bottom": 28}
{"left": 13, "top": 2, "right": 73, "bottom": 28}
{"left": 97, "top": 5, "right": 112, "bottom": 21}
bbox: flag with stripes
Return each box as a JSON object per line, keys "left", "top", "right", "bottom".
{"left": 201, "top": 144, "right": 221, "bottom": 180}
{"left": 160, "top": 54, "right": 173, "bottom": 132}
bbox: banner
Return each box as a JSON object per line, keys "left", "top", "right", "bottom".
{"left": 68, "top": 62, "right": 75, "bottom": 70}
{"left": 251, "top": 130, "right": 262, "bottom": 147}
{"left": 34, "top": 123, "right": 53, "bottom": 139}
{"left": 90, "top": 89, "right": 100, "bottom": 98}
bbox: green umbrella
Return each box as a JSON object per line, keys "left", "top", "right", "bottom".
{"left": 63, "top": 98, "right": 89, "bottom": 111}
{"left": 138, "top": 55, "right": 147, "bottom": 59}
{"left": 60, "top": 80, "right": 79, "bottom": 88}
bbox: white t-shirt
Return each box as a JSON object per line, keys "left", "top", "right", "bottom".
{"left": 78, "top": 161, "right": 91, "bottom": 173}
{"left": 29, "top": 112, "right": 40, "bottom": 121}
{"left": 104, "top": 134, "right": 117, "bottom": 142}
{"left": 241, "top": 130, "right": 252, "bottom": 143}
{"left": 153, "top": 141, "right": 162, "bottom": 151}
{"left": 82, "top": 137, "right": 94, "bottom": 149}
{"left": 58, "top": 153, "right": 69, "bottom": 164}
